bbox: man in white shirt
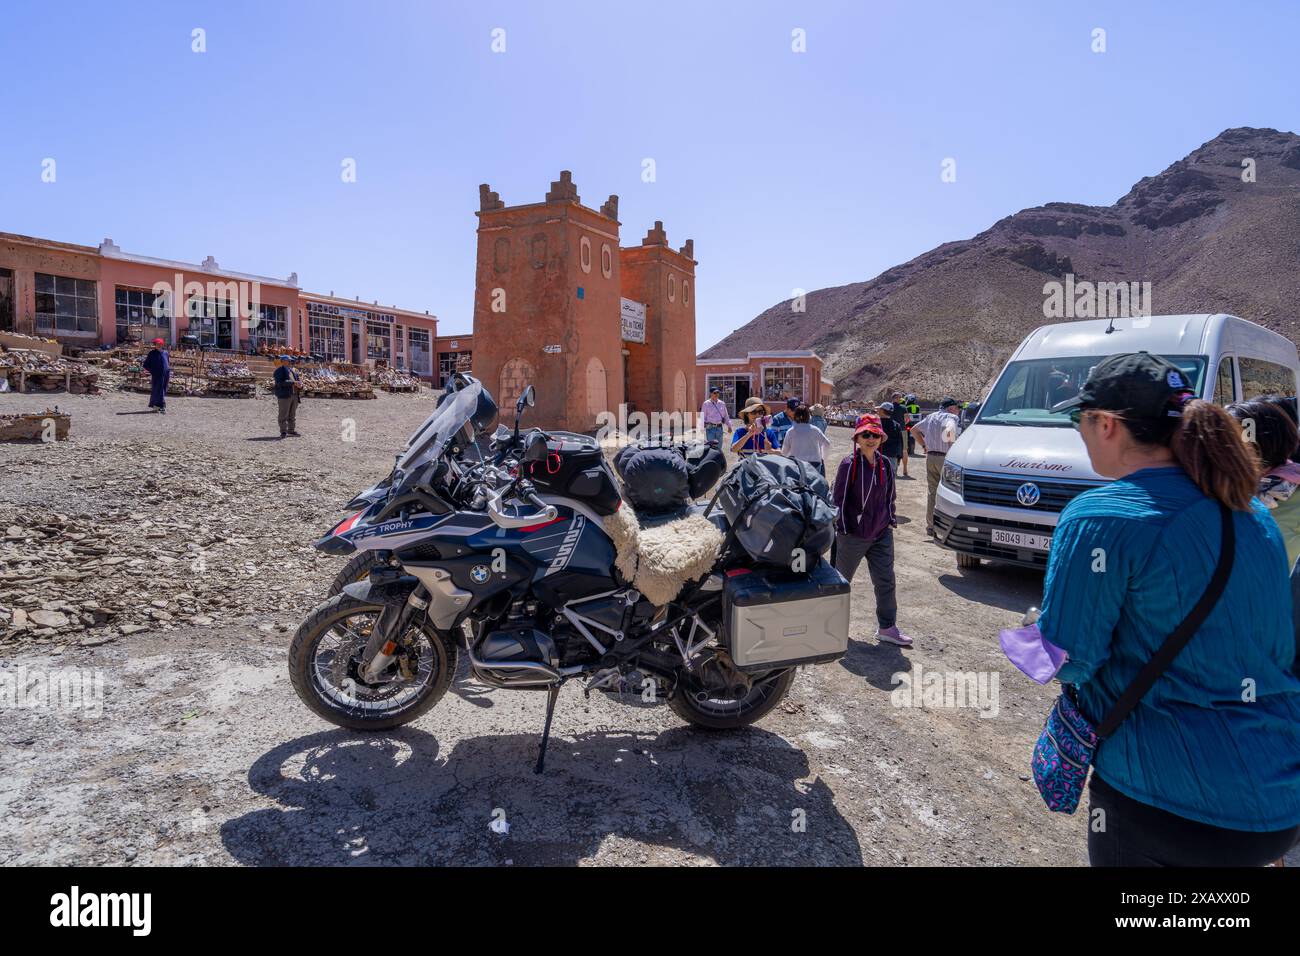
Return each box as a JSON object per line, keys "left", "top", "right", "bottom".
{"left": 912, "top": 397, "right": 962, "bottom": 536}
{"left": 700, "top": 387, "right": 730, "bottom": 447}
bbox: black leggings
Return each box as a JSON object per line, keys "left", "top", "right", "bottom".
{"left": 1087, "top": 774, "right": 1300, "bottom": 867}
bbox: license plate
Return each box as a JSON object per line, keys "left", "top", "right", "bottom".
{"left": 991, "top": 528, "right": 1052, "bottom": 551}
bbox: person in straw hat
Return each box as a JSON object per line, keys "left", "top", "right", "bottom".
{"left": 731, "top": 396, "right": 779, "bottom": 456}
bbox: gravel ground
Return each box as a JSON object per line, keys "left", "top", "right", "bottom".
{"left": 3, "top": 386, "right": 1290, "bottom": 867}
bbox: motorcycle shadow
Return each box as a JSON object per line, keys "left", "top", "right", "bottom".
{"left": 221, "top": 724, "right": 865, "bottom": 866}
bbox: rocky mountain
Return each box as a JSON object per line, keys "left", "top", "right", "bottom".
{"left": 701, "top": 127, "right": 1300, "bottom": 400}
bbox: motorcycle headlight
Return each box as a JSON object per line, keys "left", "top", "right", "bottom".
{"left": 940, "top": 460, "right": 964, "bottom": 496}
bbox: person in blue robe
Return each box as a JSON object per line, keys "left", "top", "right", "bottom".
{"left": 141, "top": 338, "right": 170, "bottom": 413}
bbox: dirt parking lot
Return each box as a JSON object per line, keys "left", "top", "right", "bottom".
{"left": 3, "top": 386, "right": 1287, "bottom": 867}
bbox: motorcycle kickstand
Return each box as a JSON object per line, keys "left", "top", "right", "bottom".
{"left": 534, "top": 683, "right": 561, "bottom": 775}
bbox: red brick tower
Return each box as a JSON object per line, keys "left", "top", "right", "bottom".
{"left": 620, "top": 222, "right": 698, "bottom": 416}
{"left": 471, "top": 172, "right": 624, "bottom": 432}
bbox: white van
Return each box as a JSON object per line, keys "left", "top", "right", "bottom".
{"left": 934, "top": 314, "right": 1300, "bottom": 569}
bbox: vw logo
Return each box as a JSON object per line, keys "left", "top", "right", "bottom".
{"left": 1016, "top": 482, "right": 1042, "bottom": 507}
{"left": 469, "top": 565, "right": 490, "bottom": 584}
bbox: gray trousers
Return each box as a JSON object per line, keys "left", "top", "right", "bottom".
{"left": 833, "top": 530, "right": 898, "bottom": 629}
{"left": 277, "top": 394, "right": 300, "bottom": 434}
{"left": 925, "top": 453, "right": 944, "bottom": 530}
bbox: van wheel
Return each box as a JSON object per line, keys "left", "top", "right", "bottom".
{"left": 956, "top": 552, "right": 981, "bottom": 569}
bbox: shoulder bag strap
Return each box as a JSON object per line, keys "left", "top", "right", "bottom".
{"left": 1096, "top": 502, "right": 1235, "bottom": 738}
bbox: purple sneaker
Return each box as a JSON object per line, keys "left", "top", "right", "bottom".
{"left": 877, "top": 626, "right": 913, "bottom": 647}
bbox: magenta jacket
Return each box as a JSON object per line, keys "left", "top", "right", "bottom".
{"left": 832, "top": 450, "right": 896, "bottom": 541}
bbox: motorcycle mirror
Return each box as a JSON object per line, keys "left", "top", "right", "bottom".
{"left": 516, "top": 384, "right": 535, "bottom": 414}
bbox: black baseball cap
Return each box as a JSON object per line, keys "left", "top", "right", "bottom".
{"left": 1049, "top": 351, "right": 1194, "bottom": 418}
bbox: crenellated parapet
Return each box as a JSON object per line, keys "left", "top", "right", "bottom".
{"left": 545, "top": 170, "right": 580, "bottom": 204}
{"left": 478, "top": 184, "right": 505, "bottom": 212}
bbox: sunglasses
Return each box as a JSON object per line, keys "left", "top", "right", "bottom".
{"left": 1070, "top": 407, "right": 1124, "bottom": 430}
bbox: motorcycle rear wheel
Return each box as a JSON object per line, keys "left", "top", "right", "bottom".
{"left": 288, "top": 592, "right": 457, "bottom": 731}
{"left": 668, "top": 667, "right": 796, "bottom": 730}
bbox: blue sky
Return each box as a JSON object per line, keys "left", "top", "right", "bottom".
{"left": 2, "top": 0, "right": 1297, "bottom": 348}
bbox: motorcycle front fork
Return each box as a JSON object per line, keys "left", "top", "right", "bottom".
{"left": 360, "top": 584, "right": 430, "bottom": 683}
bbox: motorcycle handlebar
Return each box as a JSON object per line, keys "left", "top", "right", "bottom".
{"left": 485, "top": 487, "right": 558, "bottom": 529}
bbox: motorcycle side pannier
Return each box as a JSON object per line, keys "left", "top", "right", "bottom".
{"left": 722, "top": 560, "right": 850, "bottom": 672}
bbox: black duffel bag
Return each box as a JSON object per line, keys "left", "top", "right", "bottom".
{"left": 713, "top": 455, "right": 837, "bottom": 567}
{"left": 614, "top": 439, "right": 727, "bottom": 514}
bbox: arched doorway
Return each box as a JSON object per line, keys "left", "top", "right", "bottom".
{"left": 586, "top": 357, "right": 608, "bottom": 424}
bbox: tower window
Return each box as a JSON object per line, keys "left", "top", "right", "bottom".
{"left": 579, "top": 236, "right": 592, "bottom": 274}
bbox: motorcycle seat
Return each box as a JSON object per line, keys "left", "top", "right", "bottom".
{"left": 602, "top": 502, "right": 726, "bottom": 606}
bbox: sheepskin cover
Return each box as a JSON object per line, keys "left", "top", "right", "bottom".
{"left": 603, "top": 506, "right": 724, "bottom": 606}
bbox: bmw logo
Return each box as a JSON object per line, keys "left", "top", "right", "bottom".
{"left": 469, "top": 565, "right": 490, "bottom": 584}
{"left": 1016, "top": 482, "right": 1042, "bottom": 507}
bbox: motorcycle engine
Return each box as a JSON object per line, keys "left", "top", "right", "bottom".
{"left": 478, "top": 625, "right": 558, "bottom": 668}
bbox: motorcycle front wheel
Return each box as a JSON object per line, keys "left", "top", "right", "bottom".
{"left": 326, "top": 550, "right": 389, "bottom": 598}
{"left": 288, "top": 592, "right": 457, "bottom": 731}
{"left": 668, "top": 667, "right": 796, "bottom": 730}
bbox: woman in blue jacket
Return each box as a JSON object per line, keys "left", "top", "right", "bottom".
{"left": 1037, "top": 352, "right": 1300, "bottom": 866}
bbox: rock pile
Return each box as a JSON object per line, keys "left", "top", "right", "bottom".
{"left": 0, "top": 349, "right": 100, "bottom": 394}
{"left": 0, "top": 443, "right": 344, "bottom": 648}
{"left": 294, "top": 366, "right": 375, "bottom": 399}
{"left": 372, "top": 368, "right": 421, "bottom": 392}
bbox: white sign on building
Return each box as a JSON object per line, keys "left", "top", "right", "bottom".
{"left": 620, "top": 298, "right": 646, "bottom": 344}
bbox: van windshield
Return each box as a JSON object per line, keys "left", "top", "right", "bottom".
{"left": 977, "top": 355, "right": 1206, "bottom": 427}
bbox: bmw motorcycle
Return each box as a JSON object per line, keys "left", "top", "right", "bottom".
{"left": 289, "top": 374, "right": 800, "bottom": 771}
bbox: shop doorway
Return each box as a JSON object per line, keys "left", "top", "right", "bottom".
{"left": 0, "top": 268, "right": 13, "bottom": 332}
{"left": 707, "top": 373, "right": 751, "bottom": 417}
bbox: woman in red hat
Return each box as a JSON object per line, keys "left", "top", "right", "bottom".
{"left": 141, "top": 338, "right": 171, "bottom": 414}
{"left": 831, "top": 413, "right": 912, "bottom": 647}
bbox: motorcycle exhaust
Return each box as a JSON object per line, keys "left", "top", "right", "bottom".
{"left": 466, "top": 642, "right": 565, "bottom": 688}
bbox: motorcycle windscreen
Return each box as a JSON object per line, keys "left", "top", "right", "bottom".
{"left": 394, "top": 382, "right": 498, "bottom": 476}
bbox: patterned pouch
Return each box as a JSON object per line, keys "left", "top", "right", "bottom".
{"left": 1031, "top": 688, "right": 1098, "bottom": 814}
